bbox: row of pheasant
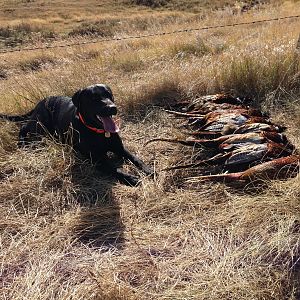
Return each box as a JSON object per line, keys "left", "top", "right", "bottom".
{"left": 149, "top": 94, "right": 300, "bottom": 183}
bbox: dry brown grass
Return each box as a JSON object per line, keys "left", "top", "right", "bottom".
{"left": 1, "top": 1, "right": 300, "bottom": 299}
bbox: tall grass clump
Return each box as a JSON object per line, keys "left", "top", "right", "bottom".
{"left": 130, "top": 0, "right": 169, "bottom": 8}
{"left": 0, "top": 23, "right": 55, "bottom": 47}
{"left": 18, "top": 54, "right": 57, "bottom": 72}
{"left": 169, "top": 38, "right": 213, "bottom": 58}
{"left": 215, "top": 44, "right": 300, "bottom": 105}
{"left": 68, "top": 19, "right": 120, "bottom": 37}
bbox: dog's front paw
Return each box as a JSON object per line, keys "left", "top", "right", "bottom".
{"left": 143, "top": 166, "right": 156, "bottom": 179}
{"left": 116, "top": 170, "right": 141, "bottom": 187}
{"left": 143, "top": 166, "right": 153, "bottom": 176}
{"left": 124, "top": 174, "right": 141, "bottom": 187}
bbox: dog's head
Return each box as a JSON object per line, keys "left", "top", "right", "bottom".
{"left": 72, "top": 84, "right": 119, "bottom": 133}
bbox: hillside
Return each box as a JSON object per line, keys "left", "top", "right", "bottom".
{"left": 0, "top": 1, "right": 300, "bottom": 299}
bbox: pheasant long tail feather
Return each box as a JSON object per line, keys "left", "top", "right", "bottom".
{"left": 196, "top": 155, "right": 300, "bottom": 182}
{"left": 145, "top": 138, "right": 206, "bottom": 146}
{"left": 164, "top": 109, "right": 204, "bottom": 118}
{"left": 195, "top": 172, "right": 243, "bottom": 182}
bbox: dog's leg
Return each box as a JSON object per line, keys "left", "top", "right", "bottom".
{"left": 18, "top": 120, "right": 45, "bottom": 147}
{"left": 115, "top": 168, "right": 141, "bottom": 186}
{"left": 18, "top": 123, "right": 34, "bottom": 147}
{"left": 18, "top": 125, "right": 28, "bottom": 147}
{"left": 121, "top": 148, "right": 153, "bottom": 176}
{"left": 95, "top": 155, "right": 141, "bottom": 186}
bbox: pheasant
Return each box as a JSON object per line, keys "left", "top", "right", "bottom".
{"left": 233, "top": 122, "right": 286, "bottom": 134}
{"left": 163, "top": 141, "right": 293, "bottom": 171}
{"left": 157, "top": 93, "right": 298, "bottom": 182}
{"left": 147, "top": 131, "right": 290, "bottom": 150}
{"left": 194, "top": 155, "right": 300, "bottom": 182}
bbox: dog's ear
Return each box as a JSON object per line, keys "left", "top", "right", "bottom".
{"left": 72, "top": 89, "right": 82, "bottom": 108}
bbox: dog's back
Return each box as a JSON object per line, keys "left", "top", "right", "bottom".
{"left": 0, "top": 96, "right": 77, "bottom": 144}
{"left": 37, "top": 96, "right": 76, "bottom": 135}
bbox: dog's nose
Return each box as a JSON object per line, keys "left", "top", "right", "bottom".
{"left": 109, "top": 106, "right": 117, "bottom": 115}
{"left": 102, "top": 99, "right": 117, "bottom": 115}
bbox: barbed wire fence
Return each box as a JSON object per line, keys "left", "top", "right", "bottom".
{"left": 0, "top": 14, "right": 299, "bottom": 54}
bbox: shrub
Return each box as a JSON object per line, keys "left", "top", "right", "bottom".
{"left": 130, "top": 0, "right": 169, "bottom": 8}
{"left": 0, "top": 23, "right": 55, "bottom": 47}
{"left": 68, "top": 19, "right": 120, "bottom": 37}
{"left": 0, "top": 67, "right": 8, "bottom": 79}
{"left": 170, "top": 38, "right": 213, "bottom": 58}
{"left": 19, "top": 55, "right": 56, "bottom": 72}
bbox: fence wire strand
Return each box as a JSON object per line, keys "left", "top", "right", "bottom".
{"left": 0, "top": 14, "right": 299, "bottom": 54}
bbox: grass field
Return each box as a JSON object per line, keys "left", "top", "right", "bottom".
{"left": 1, "top": 0, "right": 300, "bottom": 299}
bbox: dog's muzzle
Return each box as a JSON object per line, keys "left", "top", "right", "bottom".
{"left": 101, "top": 99, "right": 117, "bottom": 116}
{"left": 109, "top": 106, "right": 117, "bottom": 116}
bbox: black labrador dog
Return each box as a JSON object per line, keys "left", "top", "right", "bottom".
{"left": 0, "top": 84, "right": 152, "bottom": 186}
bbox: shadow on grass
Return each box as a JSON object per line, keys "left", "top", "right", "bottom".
{"left": 69, "top": 161, "right": 125, "bottom": 250}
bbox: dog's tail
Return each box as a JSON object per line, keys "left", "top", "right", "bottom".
{"left": 0, "top": 110, "right": 34, "bottom": 122}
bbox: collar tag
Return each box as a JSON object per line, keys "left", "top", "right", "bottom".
{"left": 105, "top": 132, "right": 111, "bottom": 138}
